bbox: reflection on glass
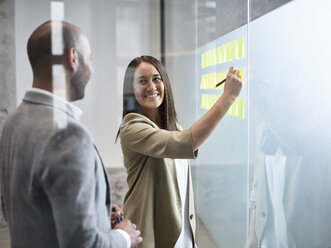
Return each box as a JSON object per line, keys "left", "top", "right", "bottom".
{"left": 52, "top": 64, "right": 68, "bottom": 128}
{"left": 248, "top": 1, "right": 331, "bottom": 247}
{"left": 51, "top": 1, "right": 64, "bottom": 55}
{"left": 50, "top": 2, "right": 67, "bottom": 128}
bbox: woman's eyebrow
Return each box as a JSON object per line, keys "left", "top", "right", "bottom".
{"left": 136, "top": 75, "right": 146, "bottom": 80}
{"left": 136, "top": 74, "right": 160, "bottom": 80}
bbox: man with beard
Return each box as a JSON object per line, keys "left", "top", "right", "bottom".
{"left": 0, "top": 21, "right": 142, "bottom": 248}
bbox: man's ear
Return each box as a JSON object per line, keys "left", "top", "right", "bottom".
{"left": 67, "top": 47, "right": 78, "bottom": 72}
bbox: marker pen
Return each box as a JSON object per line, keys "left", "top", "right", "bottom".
{"left": 215, "top": 78, "right": 226, "bottom": 88}
{"left": 112, "top": 207, "right": 121, "bottom": 223}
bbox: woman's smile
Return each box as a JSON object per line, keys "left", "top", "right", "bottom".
{"left": 145, "top": 93, "right": 159, "bottom": 98}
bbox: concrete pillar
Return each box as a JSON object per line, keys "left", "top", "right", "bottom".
{"left": 0, "top": 0, "right": 16, "bottom": 247}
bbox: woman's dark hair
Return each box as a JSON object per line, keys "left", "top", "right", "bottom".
{"left": 116, "top": 55, "right": 178, "bottom": 141}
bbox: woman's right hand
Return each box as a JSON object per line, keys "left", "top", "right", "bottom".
{"left": 223, "top": 66, "right": 243, "bottom": 101}
{"left": 190, "top": 65, "right": 243, "bottom": 150}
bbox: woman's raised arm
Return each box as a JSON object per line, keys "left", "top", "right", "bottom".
{"left": 190, "top": 66, "right": 243, "bottom": 151}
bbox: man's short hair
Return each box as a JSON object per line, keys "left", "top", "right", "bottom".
{"left": 27, "top": 21, "right": 82, "bottom": 69}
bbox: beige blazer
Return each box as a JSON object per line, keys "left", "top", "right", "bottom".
{"left": 120, "top": 113, "right": 198, "bottom": 248}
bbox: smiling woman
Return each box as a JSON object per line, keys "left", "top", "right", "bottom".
{"left": 116, "top": 55, "right": 242, "bottom": 248}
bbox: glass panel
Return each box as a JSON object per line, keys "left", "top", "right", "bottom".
{"left": 194, "top": 1, "right": 248, "bottom": 247}
{"left": 248, "top": 0, "right": 331, "bottom": 247}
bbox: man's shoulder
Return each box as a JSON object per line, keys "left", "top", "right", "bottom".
{"left": 43, "top": 120, "right": 92, "bottom": 152}
{"left": 38, "top": 121, "right": 95, "bottom": 172}
{"left": 4, "top": 102, "right": 88, "bottom": 138}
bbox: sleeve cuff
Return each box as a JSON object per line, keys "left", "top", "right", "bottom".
{"left": 113, "top": 229, "right": 131, "bottom": 248}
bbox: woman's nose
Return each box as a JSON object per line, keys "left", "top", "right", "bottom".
{"left": 146, "top": 80, "right": 156, "bottom": 91}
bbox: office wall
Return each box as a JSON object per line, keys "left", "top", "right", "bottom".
{"left": 0, "top": 0, "right": 16, "bottom": 132}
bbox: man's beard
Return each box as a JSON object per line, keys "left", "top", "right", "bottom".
{"left": 70, "top": 56, "right": 90, "bottom": 101}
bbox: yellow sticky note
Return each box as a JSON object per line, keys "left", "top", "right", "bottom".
{"left": 216, "top": 72, "right": 221, "bottom": 89}
{"left": 237, "top": 97, "right": 244, "bottom": 119}
{"left": 208, "top": 50, "right": 212, "bottom": 68}
{"left": 238, "top": 68, "right": 243, "bottom": 81}
{"left": 226, "top": 39, "right": 237, "bottom": 62}
{"left": 205, "top": 51, "right": 208, "bottom": 68}
{"left": 221, "top": 71, "right": 226, "bottom": 89}
{"left": 217, "top": 71, "right": 227, "bottom": 90}
{"left": 230, "top": 98, "right": 237, "bottom": 116}
{"left": 200, "top": 94, "right": 206, "bottom": 109}
{"left": 205, "top": 94, "right": 209, "bottom": 110}
{"left": 200, "top": 74, "right": 205, "bottom": 89}
{"left": 222, "top": 71, "right": 226, "bottom": 80}
{"left": 217, "top": 72, "right": 221, "bottom": 82}
{"left": 212, "top": 94, "right": 217, "bottom": 106}
{"left": 204, "top": 94, "right": 209, "bottom": 109}
{"left": 227, "top": 105, "right": 232, "bottom": 115}
{"left": 208, "top": 94, "right": 213, "bottom": 110}
{"left": 212, "top": 48, "right": 216, "bottom": 66}
{"left": 237, "top": 37, "right": 244, "bottom": 59}
{"left": 201, "top": 53, "right": 205, "bottom": 69}
{"left": 221, "top": 44, "right": 226, "bottom": 63}
{"left": 208, "top": 73, "right": 213, "bottom": 89}
{"left": 209, "top": 73, "right": 216, "bottom": 89}
{"left": 216, "top": 46, "right": 221, "bottom": 64}
{"left": 216, "top": 71, "right": 226, "bottom": 89}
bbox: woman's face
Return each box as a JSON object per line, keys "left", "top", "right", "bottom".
{"left": 133, "top": 62, "right": 164, "bottom": 114}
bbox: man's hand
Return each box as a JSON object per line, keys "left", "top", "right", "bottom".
{"left": 114, "top": 219, "right": 143, "bottom": 247}
{"left": 111, "top": 204, "right": 124, "bottom": 228}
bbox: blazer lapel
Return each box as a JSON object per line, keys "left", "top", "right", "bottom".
{"left": 93, "top": 144, "right": 111, "bottom": 205}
